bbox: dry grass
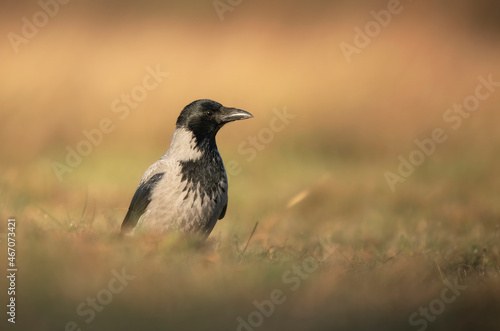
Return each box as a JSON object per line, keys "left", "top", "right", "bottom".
{"left": 1, "top": 1, "right": 500, "bottom": 330}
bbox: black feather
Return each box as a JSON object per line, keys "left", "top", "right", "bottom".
{"left": 219, "top": 204, "right": 227, "bottom": 220}
{"left": 179, "top": 149, "right": 226, "bottom": 204}
{"left": 121, "top": 172, "right": 164, "bottom": 233}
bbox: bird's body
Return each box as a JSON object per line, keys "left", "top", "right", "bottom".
{"left": 121, "top": 99, "right": 252, "bottom": 239}
{"left": 127, "top": 128, "right": 228, "bottom": 235}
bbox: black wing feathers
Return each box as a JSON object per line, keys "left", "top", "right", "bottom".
{"left": 219, "top": 203, "right": 227, "bottom": 220}
{"left": 121, "top": 173, "right": 165, "bottom": 233}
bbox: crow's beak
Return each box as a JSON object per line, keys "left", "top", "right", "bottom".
{"left": 220, "top": 107, "right": 254, "bottom": 123}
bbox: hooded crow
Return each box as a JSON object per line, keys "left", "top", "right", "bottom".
{"left": 121, "top": 99, "right": 253, "bottom": 239}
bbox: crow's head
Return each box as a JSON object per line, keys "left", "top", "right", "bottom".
{"left": 176, "top": 99, "right": 253, "bottom": 143}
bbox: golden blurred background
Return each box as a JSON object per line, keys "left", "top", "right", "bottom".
{"left": 2, "top": 0, "right": 500, "bottom": 215}
{"left": 2, "top": 0, "right": 500, "bottom": 156}
{"left": 1, "top": 0, "right": 500, "bottom": 330}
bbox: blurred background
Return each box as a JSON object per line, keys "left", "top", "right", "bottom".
{"left": 1, "top": 0, "right": 500, "bottom": 330}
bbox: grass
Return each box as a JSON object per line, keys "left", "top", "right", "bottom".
{"left": 1, "top": 2, "right": 500, "bottom": 330}
{"left": 2, "top": 138, "right": 499, "bottom": 330}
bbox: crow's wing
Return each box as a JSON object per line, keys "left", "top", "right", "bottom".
{"left": 218, "top": 203, "right": 227, "bottom": 220}
{"left": 201, "top": 202, "right": 227, "bottom": 237}
{"left": 121, "top": 172, "right": 165, "bottom": 233}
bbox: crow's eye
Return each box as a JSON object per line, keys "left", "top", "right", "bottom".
{"left": 205, "top": 110, "right": 213, "bottom": 117}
